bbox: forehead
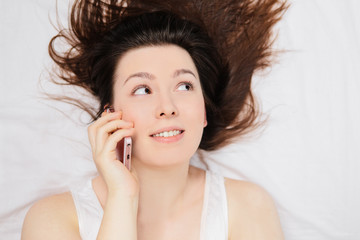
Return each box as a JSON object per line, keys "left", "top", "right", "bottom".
{"left": 114, "top": 45, "right": 199, "bottom": 81}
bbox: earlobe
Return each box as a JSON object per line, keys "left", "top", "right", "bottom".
{"left": 203, "top": 109, "right": 207, "bottom": 127}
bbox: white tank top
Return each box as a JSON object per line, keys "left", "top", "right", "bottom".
{"left": 70, "top": 171, "right": 228, "bottom": 240}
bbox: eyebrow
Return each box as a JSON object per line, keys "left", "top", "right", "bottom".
{"left": 123, "top": 72, "right": 155, "bottom": 85}
{"left": 123, "top": 68, "right": 197, "bottom": 85}
{"left": 173, "top": 69, "right": 197, "bottom": 79}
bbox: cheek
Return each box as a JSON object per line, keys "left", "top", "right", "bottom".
{"left": 182, "top": 96, "right": 205, "bottom": 122}
{"left": 120, "top": 103, "right": 148, "bottom": 128}
{"left": 114, "top": 93, "right": 145, "bottom": 121}
{"left": 119, "top": 105, "right": 147, "bottom": 155}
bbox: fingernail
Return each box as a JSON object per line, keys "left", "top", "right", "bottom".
{"left": 103, "top": 104, "right": 114, "bottom": 113}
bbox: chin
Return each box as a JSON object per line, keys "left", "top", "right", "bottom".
{"left": 133, "top": 145, "right": 198, "bottom": 168}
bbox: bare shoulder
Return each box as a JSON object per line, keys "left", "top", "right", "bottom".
{"left": 224, "top": 178, "right": 274, "bottom": 208}
{"left": 21, "top": 191, "right": 80, "bottom": 240}
{"left": 224, "top": 178, "right": 284, "bottom": 240}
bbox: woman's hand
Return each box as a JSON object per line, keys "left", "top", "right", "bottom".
{"left": 88, "top": 110, "right": 139, "bottom": 198}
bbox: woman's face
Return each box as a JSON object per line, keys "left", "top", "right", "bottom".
{"left": 112, "top": 45, "right": 207, "bottom": 168}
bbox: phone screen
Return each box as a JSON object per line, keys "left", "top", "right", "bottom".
{"left": 116, "top": 137, "right": 132, "bottom": 170}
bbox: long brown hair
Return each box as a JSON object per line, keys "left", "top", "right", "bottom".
{"left": 48, "top": 0, "right": 288, "bottom": 151}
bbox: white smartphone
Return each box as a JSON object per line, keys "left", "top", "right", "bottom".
{"left": 116, "top": 137, "right": 132, "bottom": 170}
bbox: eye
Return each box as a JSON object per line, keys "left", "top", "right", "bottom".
{"left": 133, "top": 85, "right": 151, "bottom": 95}
{"left": 177, "top": 81, "right": 194, "bottom": 91}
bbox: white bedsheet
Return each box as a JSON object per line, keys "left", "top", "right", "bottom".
{"left": 1, "top": 0, "right": 359, "bottom": 239}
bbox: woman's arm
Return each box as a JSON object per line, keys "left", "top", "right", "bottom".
{"left": 22, "top": 110, "right": 139, "bottom": 239}
{"left": 226, "top": 179, "right": 284, "bottom": 240}
{"left": 88, "top": 110, "right": 139, "bottom": 239}
{"left": 97, "top": 193, "right": 138, "bottom": 240}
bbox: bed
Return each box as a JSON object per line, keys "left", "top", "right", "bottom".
{"left": 0, "top": 0, "right": 359, "bottom": 239}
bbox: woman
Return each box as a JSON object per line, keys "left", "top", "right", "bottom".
{"left": 22, "top": 0, "right": 287, "bottom": 239}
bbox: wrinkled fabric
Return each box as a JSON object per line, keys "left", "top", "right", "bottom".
{"left": 70, "top": 171, "right": 228, "bottom": 240}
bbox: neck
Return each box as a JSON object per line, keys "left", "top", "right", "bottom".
{"left": 133, "top": 159, "right": 191, "bottom": 219}
{"left": 92, "top": 159, "right": 203, "bottom": 222}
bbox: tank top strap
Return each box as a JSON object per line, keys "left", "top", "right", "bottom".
{"left": 70, "top": 178, "right": 103, "bottom": 240}
{"left": 199, "top": 171, "right": 229, "bottom": 240}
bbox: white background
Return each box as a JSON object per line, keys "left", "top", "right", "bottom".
{"left": 1, "top": 0, "right": 359, "bottom": 239}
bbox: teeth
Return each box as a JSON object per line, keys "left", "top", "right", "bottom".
{"left": 153, "top": 130, "right": 182, "bottom": 137}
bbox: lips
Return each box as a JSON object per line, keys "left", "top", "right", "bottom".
{"left": 151, "top": 130, "right": 183, "bottom": 137}
{"left": 149, "top": 126, "right": 185, "bottom": 143}
{"left": 150, "top": 127, "right": 185, "bottom": 137}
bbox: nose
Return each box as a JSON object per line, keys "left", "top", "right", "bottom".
{"left": 156, "top": 93, "right": 178, "bottom": 118}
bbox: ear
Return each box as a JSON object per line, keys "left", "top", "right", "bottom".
{"left": 203, "top": 107, "right": 208, "bottom": 128}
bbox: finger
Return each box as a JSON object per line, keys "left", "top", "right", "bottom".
{"left": 95, "top": 120, "right": 134, "bottom": 153}
{"left": 88, "top": 111, "right": 122, "bottom": 153}
{"left": 96, "top": 111, "right": 123, "bottom": 128}
{"left": 102, "top": 127, "right": 135, "bottom": 155}
{"left": 89, "top": 111, "right": 122, "bottom": 143}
